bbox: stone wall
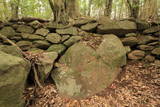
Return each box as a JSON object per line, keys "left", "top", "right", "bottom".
{"left": 0, "top": 17, "right": 159, "bottom": 63}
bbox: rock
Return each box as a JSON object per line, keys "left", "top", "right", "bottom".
{"left": 143, "top": 26, "right": 160, "bottom": 34}
{"left": 97, "top": 20, "right": 137, "bottom": 36}
{"left": 10, "top": 34, "right": 22, "bottom": 41}
{"left": 47, "top": 44, "right": 66, "bottom": 54}
{"left": 97, "top": 16, "right": 113, "bottom": 25}
{"left": 145, "top": 55, "right": 155, "bottom": 62}
{"left": 33, "top": 40, "right": 50, "bottom": 49}
{"left": 138, "top": 45, "right": 154, "bottom": 51}
{"left": 154, "top": 60, "right": 160, "bottom": 67}
{"left": 137, "top": 35, "right": 158, "bottom": 44}
{"left": 22, "top": 33, "right": 44, "bottom": 40}
{"left": 151, "top": 47, "right": 160, "bottom": 55}
{"left": 64, "top": 36, "right": 82, "bottom": 47}
{"left": 0, "top": 27, "right": 15, "bottom": 38}
{"left": 74, "top": 18, "right": 96, "bottom": 27}
{"left": 28, "top": 20, "right": 42, "bottom": 29}
{"left": 136, "top": 20, "right": 150, "bottom": 30}
{"left": 61, "top": 35, "right": 70, "bottom": 42}
{"left": 97, "top": 34, "right": 127, "bottom": 67}
{"left": 147, "top": 42, "right": 160, "bottom": 46}
{"left": 0, "top": 45, "right": 23, "bottom": 57}
{"left": 35, "top": 28, "right": 49, "bottom": 36}
{"left": 125, "top": 33, "right": 137, "bottom": 37}
{"left": 37, "top": 52, "right": 58, "bottom": 82}
{"left": 0, "top": 51, "right": 30, "bottom": 107}
{"left": 81, "top": 22, "right": 98, "bottom": 32}
{"left": 46, "top": 33, "right": 61, "bottom": 43}
{"left": 125, "top": 46, "right": 131, "bottom": 53}
{"left": 128, "top": 50, "right": 145, "bottom": 60}
{"left": 122, "top": 37, "right": 138, "bottom": 46}
{"left": 154, "top": 31, "right": 160, "bottom": 37}
{"left": 51, "top": 34, "right": 126, "bottom": 99}
{"left": 17, "top": 25, "right": 34, "bottom": 33}
{"left": 56, "top": 27, "right": 78, "bottom": 35}
{"left": 27, "top": 48, "right": 44, "bottom": 53}
{"left": 16, "top": 41, "right": 32, "bottom": 51}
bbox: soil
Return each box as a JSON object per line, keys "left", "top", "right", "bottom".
{"left": 24, "top": 61, "right": 160, "bottom": 107}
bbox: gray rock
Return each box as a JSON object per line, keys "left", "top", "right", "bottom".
{"left": 128, "top": 50, "right": 145, "bottom": 60}
{"left": 46, "top": 33, "right": 61, "bottom": 43}
{"left": 0, "top": 51, "right": 30, "bottom": 107}
{"left": 16, "top": 41, "right": 32, "bottom": 51}
{"left": 17, "top": 25, "right": 34, "bottom": 33}
{"left": 81, "top": 23, "right": 98, "bottom": 32}
{"left": 143, "top": 26, "right": 160, "bottom": 34}
{"left": 47, "top": 44, "right": 66, "bottom": 54}
{"left": 64, "top": 36, "right": 82, "bottom": 47}
{"left": 33, "top": 40, "right": 50, "bottom": 49}
{"left": 51, "top": 34, "right": 126, "bottom": 99}
{"left": 97, "top": 20, "right": 137, "bottom": 36}
{"left": 35, "top": 28, "right": 49, "bottom": 36}
{"left": 56, "top": 27, "right": 78, "bottom": 35}
{"left": 22, "top": 33, "right": 44, "bottom": 40}
{"left": 138, "top": 45, "right": 154, "bottom": 51}
{"left": 151, "top": 47, "right": 160, "bottom": 55}
{"left": 122, "top": 37, "right": 138, "bottom": 46}
{"left": 0, "top": 27, "right": 15, "bottom": 38}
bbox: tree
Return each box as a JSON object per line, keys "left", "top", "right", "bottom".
{"left": 48, "top": 0, "right": 79, "bottom": 24}
{"left": 10, "top": 0, "right": 20, "bottom": 19}
{"left": 88, "top": 0, "right": 93, "bottom": 16}
{"left": 126, "top": 0, "right": 139, "bottom": 19}
{"left": 104, "top": 0, "right": 113, "bottom": 17}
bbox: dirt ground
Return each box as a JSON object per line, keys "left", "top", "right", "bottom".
{"left": 24, "top": 61, "right": 160, "bottom": 107}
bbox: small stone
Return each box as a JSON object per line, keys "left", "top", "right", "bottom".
{"left": 145, "top": 55, "right": 155, "bottom": 62}
{"left": 0, "top": 27, "right": 15, "bottom": 38}
{"left": 35, "top": 28, "right": 49, "bottom": 36}
{"left": 47, "top": 44, "right": 66, "bottom": 54}
{"left": 122, "top": 37, "right": 138, "bottom": 46}
{"left": 61, "top": 35, "right": 70, "bottom": 42}
{"left": 17, "top": 25, "right": 34, "bottom": 33}
{"left": 128, "top": 50, "right": 145, "bottom": 60}
{"left": 151, "top": 47, "right": 160, "bottom": 55}
{"left": 64, "top": 36, "right": 82, "bottom": 47}
{"left": 56, "top": 27, "right": 78, "bottom": 35}
{"left": 138, "top": 45, "right": 154, "bottom": 51}
{"left": 21, "top": 33, "right": 44, "bottom": 40}
{"left": 33, "top": 40, "right": 50, "bottom": 49}
{"left": 46, "top": 33, "right": 61, "bottom": 43}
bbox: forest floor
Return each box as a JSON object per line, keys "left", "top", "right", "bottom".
{"left": 24, "top": 61, "right": 160, "bottom": 107}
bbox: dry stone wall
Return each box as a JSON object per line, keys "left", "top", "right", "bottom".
{"left": 0, "top": 17, "right": 159, "bottom": 62}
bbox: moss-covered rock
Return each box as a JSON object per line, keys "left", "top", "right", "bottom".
{"left": 64, "top": 36, "right": 82, "bottom": 47}
{"left": 81, "top": 22, "right": 98, "bottom": 32}
{"left": 33, "top": 40, "right": 50, "bottom": 49}
{"left": 35, "top": 28, "right": 49, "bottom": 36}
{"left": 17, "top": 25, "right": 34, "bottom": 33}
{"left": 128, "top": 50, "right": 145, "bottom": 60}
{"left": 0, "top": 27, "right": 15, "bottom": 38}
{"left": 21, "top": 33, "right": 44, "bottom": 40}
{"left": 16, "top": 41, "right": 32, "bottom": 51}
{"left": 47, "top": 44, "right": 66, "bottom": 54}
{"left": 152, "top": 47, "right": 160, "bottom": 55}
{"left": 56, "top": 27, "right": 78, "bottom": 35}
{"left": 122, "top": 37, "right": 138, "bottom": 46}
{"left": 46, "top": 33, "right": 61, "bottom": 43}
{"left": 0, "top": 51, "right": 30, "bottom": 107}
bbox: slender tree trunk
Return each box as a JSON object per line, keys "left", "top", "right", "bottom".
{"left": 10, "top": 0, "right": 20, "bottom": 19}
{"left": 48, "top": 0, "right": 79, "bottom": 24}
{"left": 88, "top": 0, "right": 93, "bottom": 16}
{"left": 126, "top": 0, "right": 139, "bottom": 19}
{"left": 104, "top": 0, "right": 113, "bottom": 17}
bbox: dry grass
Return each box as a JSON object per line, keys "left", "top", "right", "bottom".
{"left": 24, "top": 61, "right": 160, "bottom": 107}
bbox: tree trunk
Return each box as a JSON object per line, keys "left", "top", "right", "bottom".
{"left": 48, "top": 0, "right": 79, "bottom": 24}
{"left": 104, "top": 0, "right": 113, "bottom": 17}
{"left": 88, "top": 0, "right": 93, "bottom": 16}
{"left": 126, "top": 0, "right": 139, "bottom": 19}
{"left": 140, "top": 0, "right": 158, "bottom": 21}
{"left": 10, "top": 0, "right": 20, "bottom": 19}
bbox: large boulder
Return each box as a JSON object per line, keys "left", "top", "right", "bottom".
{"left": 51, "top": 34, "right": 126, "bottom": 99}
{"left": 0, "top": 51, "right": 30, "bottom": 107}
{"left": 97, "top": 20, "right": 137, "bottom": 36}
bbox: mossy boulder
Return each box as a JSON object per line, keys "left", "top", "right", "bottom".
{"left": 122, "top": 37, "right": 138, "bottom": 46}
{"left": 51, "top": 34, "right": 126, "bottom": 99}
{"left": 33, "top": 40, "right": 50, "bottom": 49}
{"left": 47, "top": 44, "right": 66, "bottom": 54}
{"left": 64, "top": 36, "right": 82, "bottom": 47}
{"left": 0, "top": 51, "right": 31, "bottom": 107}
{"left": 35, "top": 28, "right": 49, "bottom": 36}
{"left": 81, "top": 22, "right": 98, "bottom": 32}
{"left": 16, "top": 41, "right": 32, "bottom": 51}
{"left": 21, "top": 33, "right": 44, "bottom": 40}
